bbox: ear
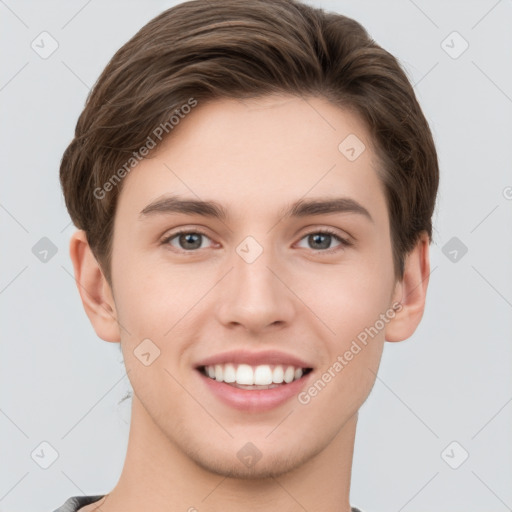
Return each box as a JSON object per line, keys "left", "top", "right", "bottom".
{"left": 385, "top": 232, "right": 431, "bottom": 342}
{"left": 69, "top": 230, "right": 121, "bottom": 343}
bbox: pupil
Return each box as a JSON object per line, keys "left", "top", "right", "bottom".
{"left": 180, "top": 233, "right": 201, "bottom": 249}
{"left": 310, "top": 233, "right": 330, "bottom": 249}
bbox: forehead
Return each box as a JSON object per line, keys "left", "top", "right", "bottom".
{"left": 115, "top": 94, "right": 387, "bottom": 223}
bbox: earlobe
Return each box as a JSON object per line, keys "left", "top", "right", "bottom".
{"left": 69, "top": 230, "right": 121, "bottom": 343}
{"left": 385, "top": 232, "right": 431, "bottom": 342}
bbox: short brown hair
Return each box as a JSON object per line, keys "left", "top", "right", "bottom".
{"left": 60, "top": 0, "right": 439, "bottom": 284}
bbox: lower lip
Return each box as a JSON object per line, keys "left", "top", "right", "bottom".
{"left": 197, "top": 370, "right": 313, "bottom": 412}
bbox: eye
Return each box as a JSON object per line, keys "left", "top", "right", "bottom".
{"left": 296, "top": 229, "right": 352, "bottom": 253}
{"left": 161, "top": 228, "right": 352, "bottom": 254}
{"left": 162, "top": 230, "right": 214, "bottom": 251}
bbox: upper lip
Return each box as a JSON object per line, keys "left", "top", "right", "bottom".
{"left": 195, "top": 349, "right": 313, "bottom": 369}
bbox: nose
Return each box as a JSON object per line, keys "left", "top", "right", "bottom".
{"left": 215, "top": 241, "right": 296, "bottom": 334}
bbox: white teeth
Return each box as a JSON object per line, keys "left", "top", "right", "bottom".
{"left": 283, "top": 366, "right": 295, "bottom": 383}
{"left": 272, "top": 365, "right": 284, "bottom": 384}
{"left": 223, "top": 363, "right": 236, "bottom": 383}
{"left": 236, "top": 364, "right": 254, "bottom": 385}
{"left": 214, "top": 364, "right": 223, "bottom": 382}
{"left": 203, "top": 363, "right": 308, "bottom": 386}
{"left": 254, "top": 365, "right": 273, "bottom": 385}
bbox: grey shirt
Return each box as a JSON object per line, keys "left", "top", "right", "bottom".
{"left": 52, "top": 495, "right": 105, "bottom": 512}
{"left": 52, "top": 495, "right": 364, "bottom": 511}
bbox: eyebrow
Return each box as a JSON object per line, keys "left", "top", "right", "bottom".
{"left": 139, "top": 195, "right": 373, "bottom": 223}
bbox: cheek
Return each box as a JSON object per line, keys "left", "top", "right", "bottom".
{"left": 112, "top": 256, "right": 215, "bottom": 388}
{"left": 298, "top": 276, "right": 389, "bottom": 422}
{"left": 112, "top": 250, "right": 195, "bottom": 331}
{"left": 293, "top": 256, "right": 394, "bottom": 339}
{"left": 113, "top": 258, "right": 199, "bottom": 409}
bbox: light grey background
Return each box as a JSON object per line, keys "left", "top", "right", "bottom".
{"left": 1, "top": 1, "right": 511, "bottom": 511}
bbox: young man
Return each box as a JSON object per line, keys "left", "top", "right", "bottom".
{"left": 54, "top": 0, "right": 438, "bottom": 510}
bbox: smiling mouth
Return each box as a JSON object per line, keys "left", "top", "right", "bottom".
{"left": 197, "top": 363, "right": 313, "bottom": 390}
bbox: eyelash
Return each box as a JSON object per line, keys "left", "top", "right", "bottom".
{"left": 161, "top": 228, "right": 353, "bottom": 254}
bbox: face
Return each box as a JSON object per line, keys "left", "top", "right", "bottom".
{"left": 109, "top": 94, "right": 399, "bottom": 478}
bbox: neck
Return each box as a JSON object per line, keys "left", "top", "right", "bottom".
{"left": 102, "top": 395, "right": 356, "bottom": 512}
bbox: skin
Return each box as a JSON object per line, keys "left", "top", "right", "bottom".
{"left": 70, "top": 94, "right": 430, "bottom": 512}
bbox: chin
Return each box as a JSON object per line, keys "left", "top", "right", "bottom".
{"left": 184, "top": 438, "right": 322, "bottom": 481}
{"left": 191, "top": 454, "right": 300, "bottom": 480}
